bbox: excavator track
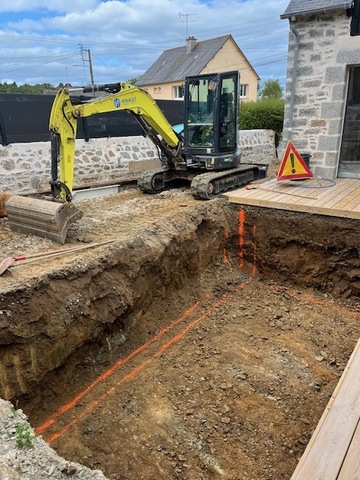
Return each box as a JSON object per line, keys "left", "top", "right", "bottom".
{"left": 137, "top": 168, "right": 193, "bottom": 194}
{"left": 190, "top": 165, "right": 261, "bottom": 199}
{"left": 138, "top": 164, "right": 263, "bottom": 199}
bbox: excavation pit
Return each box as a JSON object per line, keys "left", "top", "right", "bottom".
{"left": 0, "top": 189, "right": 359, "bottom": 480}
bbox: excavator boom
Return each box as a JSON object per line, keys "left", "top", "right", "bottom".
{"left": 49, "top": 82, "right": 184, "bottom": 202}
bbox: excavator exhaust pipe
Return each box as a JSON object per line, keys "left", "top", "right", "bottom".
{"left": 5, "top": 196, "right": 80, "bottom": 244}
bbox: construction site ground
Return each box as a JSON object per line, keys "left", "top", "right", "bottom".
{"left": 0, "top": 187, "right": 359, "bottom": 480}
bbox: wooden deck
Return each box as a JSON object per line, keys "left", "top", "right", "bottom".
{"left": 291, "top": 338, "right": 360, "bottom": 480}
{"left": 225, "top": 177, "right": 360, "bottom": 220}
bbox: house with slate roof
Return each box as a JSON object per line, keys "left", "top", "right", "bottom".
{"left": 280, "top": 0, "right": 360, "bottom": 179}
{"left": 136, "top": 35, "right": 259, "bottom": 102}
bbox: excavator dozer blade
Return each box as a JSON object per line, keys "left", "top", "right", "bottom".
{"left": 5, "top": 195, "right": 80, "bottom": 244}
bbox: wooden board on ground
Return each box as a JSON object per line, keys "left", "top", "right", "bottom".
{"left": 226, "top": 178, "right": 360, "bottom": 220}
{"left": 291, "top": 338, "right": 360, "bottom": 479}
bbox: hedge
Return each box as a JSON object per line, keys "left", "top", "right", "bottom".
{"left": 239, "top": 99, "right": 284, "bottom": 146}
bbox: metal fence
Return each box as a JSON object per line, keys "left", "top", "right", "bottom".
{"left": 0, "top": 93, "right": 184, "bottom": 146}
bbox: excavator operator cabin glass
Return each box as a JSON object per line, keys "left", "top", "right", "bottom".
{"left": 185, "top": 72, "right": 238, "bottom": 155}
{"left": 186, "top": 77, "right": 216, "bottom": 149}
{"left": 219, "top": 76, "right": 237, "bottom": 152}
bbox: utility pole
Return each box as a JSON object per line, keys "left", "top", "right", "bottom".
{"left": 79, "top": 44, "right": 95, "bottom": 86}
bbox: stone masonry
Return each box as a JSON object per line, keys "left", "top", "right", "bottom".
{"left": 0, "top": 130, "right": 275, "bottom": 195}
{"left": 280, "top": 10, "right": 360, "bottom": 178}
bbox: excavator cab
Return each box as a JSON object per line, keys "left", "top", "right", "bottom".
{"left": 184, "top": 71, "right": 240, "bottom": 170}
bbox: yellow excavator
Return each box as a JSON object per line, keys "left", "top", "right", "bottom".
{"left": 5, "top": 71, "right": 265, "bottom": 243}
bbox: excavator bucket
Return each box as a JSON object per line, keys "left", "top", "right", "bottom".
{"left": 5, "top": 195, "right": 80, "bottom": 244}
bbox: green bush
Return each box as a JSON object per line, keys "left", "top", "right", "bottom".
{"left": 239, "top": 99, "right": 285, "bottom": 146}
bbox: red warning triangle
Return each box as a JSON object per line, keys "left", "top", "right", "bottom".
{"left": 277, "top": 141, "right": 313, "bottom": 181}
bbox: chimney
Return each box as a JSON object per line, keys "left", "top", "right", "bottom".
{"left": 186, "top": 36, "right": 197, "bottom": 53}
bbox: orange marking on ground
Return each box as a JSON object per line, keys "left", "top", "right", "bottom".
{"left": 268, "top": 285, "right": 360, "bottom": 316}
{"left": 36, "top": 296, "right": 208, "bottom": 436}
{"left": 223, "top": 228, "right": 233, "bottom": 271}
{"left": 238, "top": 209, "right": 246, "bottom": 270}
{"left": 46, "top": 284, "right": 246, "bottom": 445}
{"left": 251, "top": 225, "right": 257, "bottom": 277}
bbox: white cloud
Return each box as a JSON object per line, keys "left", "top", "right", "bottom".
{"left": 0, "top": 0, "right": 291, "bottom": 86}
{"left": 0, "top": 0, "right": 99, "bottom": 14}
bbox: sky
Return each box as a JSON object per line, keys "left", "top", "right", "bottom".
{"left": 0, "top": 0, "right": 291, "bottom": 89}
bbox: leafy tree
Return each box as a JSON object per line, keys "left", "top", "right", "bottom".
{"left": 259, "top": 79, "right": 284, "bottom": 100}
{"left": 126, "top": 77, "right": 139, "bottom": 85}
{"left": 0, "top": 82, "right": 57, "bottom": 94}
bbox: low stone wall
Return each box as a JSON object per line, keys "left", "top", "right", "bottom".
{"left": 239, "top": 129, "right": 276, "bottom": 164}
{"left": 0, "top": 130, "right": 276, "bottom": 195}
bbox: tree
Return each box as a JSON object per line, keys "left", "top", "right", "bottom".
{"left": 0, "top": 82, "right": 55, "bottom": 94}
{"left": 126, "top": 77, "right": 139, "bottom": 85}
{"left": 259, "top": 79, "right": 284, "bottom": 100}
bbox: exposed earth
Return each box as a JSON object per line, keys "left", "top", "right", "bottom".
{"left": 0, "top": 187, "right": 359, "bottom": 479}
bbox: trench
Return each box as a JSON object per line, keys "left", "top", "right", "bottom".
{"left": 0, "top": 191, "right": 359, "bottom": 480}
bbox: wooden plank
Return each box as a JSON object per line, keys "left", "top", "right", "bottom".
{"left": 312, "top": 179, "right": 357, "bottom": 209}
{"left": 226, "top": 178, "right": 360, "bottom": 220}
{"left": 337, "top": 184, "right": 360, "bottom": 212}
{"left": 330, "top": 180, "right": 359, "bottom": 208}
{"left": 337, "top": 419, "right": 360, "bottom": 479}
{"left": 291, "top": 338, "right": 360, "bottom": 480}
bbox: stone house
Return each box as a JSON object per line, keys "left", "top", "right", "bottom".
{"left": 136, "top": 35, "right": 259, "bottom": 102}
{"left": 280, "top": 0, "right": 360, "bottom": 179}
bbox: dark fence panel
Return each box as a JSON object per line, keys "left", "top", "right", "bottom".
{"left": 0, "top": 94, "right": 52, "bottom": 145}
{"left": 0, "top": 94, "right": 184, "bottom": 146}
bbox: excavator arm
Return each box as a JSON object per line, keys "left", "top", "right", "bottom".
{"left": 49, "top": 82, "right": 184, "bottom": 202}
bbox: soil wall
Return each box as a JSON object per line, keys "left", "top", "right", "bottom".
{"left": 0, "top": 194, "right": 359, "bottom": 403}
{"left": 0, "top": 197, "right": 231, "bottom": 400}
{"left": 230, "top": 206, "right": 360, "bottom": 298}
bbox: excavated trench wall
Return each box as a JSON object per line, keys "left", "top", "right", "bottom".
{"left": 0, "top": 200, "right": 359, "bottom": 402}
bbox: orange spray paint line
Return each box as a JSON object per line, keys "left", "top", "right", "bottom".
{"left": 251, "top": 224, "right": 257, "bottom": 277}
{"left": 46, "top": 294, "right": 230, "bottom": 444}
{"left": 223, "top": 228, "right": 233, "bottom": 272}
{"left": 45, "top": 282, "right": 247, "bottom": 445}
{"left": 36, "top": 295, "right": 209, "bottom": 436}
{"left": 267, "top": 284, "right": 360, "bottom": 316}
{"left": 238, "top": 209, "right": 246, "bottom": 270}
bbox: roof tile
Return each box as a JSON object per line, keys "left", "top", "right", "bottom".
{"left": 281, "top": 0, "right": 352, "bottom": 19}
{"left": 136, "top": 35, "right": 231, "bottom": 85}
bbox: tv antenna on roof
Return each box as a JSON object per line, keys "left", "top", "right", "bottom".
{"left": 178, "top": 12, "right": 197, "bottom": 38}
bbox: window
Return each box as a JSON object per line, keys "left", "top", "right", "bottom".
{"left": 350, "top": 0, "right": 360, "bottom": 36}
{"left": 239, "top": 84, "right": 248, "bottom": 97}
{"left": 338, "top": 66, "right": 360, "bottom": 178}
{"left": 173, "top": 85, "right": 184, "bottom": 99}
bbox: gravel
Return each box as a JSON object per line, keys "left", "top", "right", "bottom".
{"left": 0, "top": 399, "right": 108, "bottom": 480}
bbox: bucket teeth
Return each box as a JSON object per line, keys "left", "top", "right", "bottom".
{"left": 5, "top": 196, "right": 80, "bottom": 244}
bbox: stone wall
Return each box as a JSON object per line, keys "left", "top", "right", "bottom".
{"left": 0, "top": 130, "right": 275, "bottom": 195}
{"left": 280, "top": 10, "right": 360, "bottom": 178}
